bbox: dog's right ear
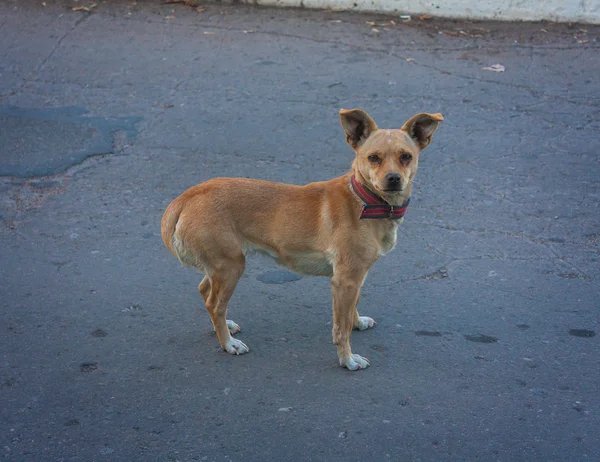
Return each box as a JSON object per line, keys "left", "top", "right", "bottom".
{"left": 339, "top": 109, "right": 378, "bottom": 149}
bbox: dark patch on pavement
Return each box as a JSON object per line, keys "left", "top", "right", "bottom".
{"left": 516, "top": 324, "right": 530, "bottom": 329}
{"left": 91, "top": 328, "right": 107, "bottom": 337}
{"left": 415, "top": 330, "right": 442, "bottom": 337}
{"left": 80, "top": 362, "right": 98, "bottom": 372}
{"left": 3, "top": 377, "right": 17, "bottom": 388}
{"left": 568, "top": 329, "right": 596, "bottom": 338}
{"left": 0, "top": 105, "right": 140, "bottom": 178}
{"left": 464, "top": 334, "right": 499, "bottom": 343}
{"left": 257, "top": 270, "right": 302, "bottom": 284}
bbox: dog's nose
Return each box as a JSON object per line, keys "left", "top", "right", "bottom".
{"left": 385, "top": 173, "right": 402, "bottom": 189}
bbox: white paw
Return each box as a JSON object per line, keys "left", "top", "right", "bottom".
{"left": 212, "top": 320, "right": 241, "bottom": 335}
{"left": 355, "top": 316, "right": 376, "bottom": 331}
{"left": 226, "top": 320, "right": 241, "bottom": 335}
{"left": 340, "top": 354, "right": 370, "bottom": 371}
{"left": 224, "top": 338, "right": 249, "bottom": 355}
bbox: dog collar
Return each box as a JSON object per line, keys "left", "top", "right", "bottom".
{"left": 350, "top": 175, "right": 410, "bottom": 220}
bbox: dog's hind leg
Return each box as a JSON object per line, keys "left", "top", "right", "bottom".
{"left": 198, "top": 276, "right": 211, "bottom": 302}
{"left": 199, "top": 276, "right": 241, "bottom": 336}
{"left": 204, "top": 254, "right": 248, "bottom": 355}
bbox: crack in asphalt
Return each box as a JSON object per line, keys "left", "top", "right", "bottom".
{"left": 33, "top": 14, "right": 89, "bottom": 79}
{"left": 72, "top": 14, "right": 599, "bottom": 109}
{"left": 0, "top": 14, "right": 90, "bottom": 102}
{"left": 3, "top": 11, "right": 597, "bottom": 114}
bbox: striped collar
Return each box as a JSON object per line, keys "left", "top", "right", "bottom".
{"left": 350, "top": 175, "right": 410, "bottom": 220}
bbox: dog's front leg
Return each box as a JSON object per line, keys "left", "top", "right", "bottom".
{"left": 331, "top": 272, "right": 370, "bottom": 370}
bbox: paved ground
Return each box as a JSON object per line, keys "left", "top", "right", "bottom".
{"left": 1, "top": 1, "right": 599, "bottom": 460}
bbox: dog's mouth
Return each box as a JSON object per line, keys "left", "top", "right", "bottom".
{"left": 382, "top": 185, "right": 404, "bottom": 193}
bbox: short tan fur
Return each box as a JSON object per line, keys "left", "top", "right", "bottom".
{"left": 161, "top": 109, "right": 442, "bottom": 370}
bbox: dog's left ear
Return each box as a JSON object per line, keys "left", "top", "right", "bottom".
{"left": 339, "top": 109, "right": 379, "bottom": 149}
{"left": 401, "top": 113, "right": 444, "bottom": 150}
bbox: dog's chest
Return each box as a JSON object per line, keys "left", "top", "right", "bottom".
{"left": 378, "top": 221, "right": 399, "bottom": 255}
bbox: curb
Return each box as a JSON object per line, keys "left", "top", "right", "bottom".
{"left": 236, "top": 0, "right": 600, "bottom": 24}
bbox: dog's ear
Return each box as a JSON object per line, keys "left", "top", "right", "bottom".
{"left": 339, "top": 109, "right": 378, "bottom": 149}
{"left": 401, "top": 113, "right": 444, "bottom": 150}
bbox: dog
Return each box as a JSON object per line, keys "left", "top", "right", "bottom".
{"left": 161, "top": 109, "right": 442, "bottom": 370}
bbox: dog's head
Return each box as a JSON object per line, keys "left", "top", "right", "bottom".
{"left": 340, "top": 109, "right": 443, "bottom": 202}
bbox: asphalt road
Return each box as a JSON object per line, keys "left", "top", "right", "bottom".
{"left": 1, "top": 1, "right": 599, "bottom": 460}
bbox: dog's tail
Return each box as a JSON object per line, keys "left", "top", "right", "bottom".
{"left": 161, "top": 199, "right": 184, "bottom": 260}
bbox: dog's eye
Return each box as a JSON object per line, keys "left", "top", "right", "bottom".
{"left": 400, "top": 153, "right": 413, "bottom": 164}
{"left": 368, "top": 154, "right": 381, "bottom": 163}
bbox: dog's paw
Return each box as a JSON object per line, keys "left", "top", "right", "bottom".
{"left": 212, "top": 320, "right": 241, "bottom": 335}
{"left": 226, "top": 320, "right": 241, "bottom": 335}
{"left": 224, "top": 338, "right": 249, "bottom": 355}
{"left": 355, "top": 316, "right": 376, "bottom": 331}
{"left": 340, "top": 354, "right": 370, "bottom": 371}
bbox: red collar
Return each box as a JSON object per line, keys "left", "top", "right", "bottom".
{"left": 350, "top": 175, "right": 410, "bottom": 220}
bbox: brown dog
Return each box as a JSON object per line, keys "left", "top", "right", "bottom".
{"left": 161, "top": 109, "right": 442, "bottom": 370}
